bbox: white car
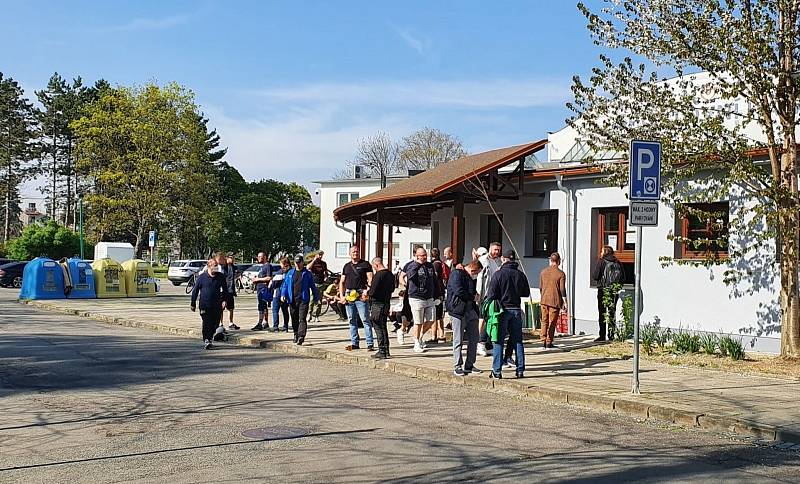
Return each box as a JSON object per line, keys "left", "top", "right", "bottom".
{"left": 167, "top": 259, "right": 207, "bottom": 285}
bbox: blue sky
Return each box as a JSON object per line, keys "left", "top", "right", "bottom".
{"left": 2, "top": 1, "right": 603, "bottom": 193}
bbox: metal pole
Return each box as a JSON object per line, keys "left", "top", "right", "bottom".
{"left": 79, "top": 195, "right": 84, "bottom": 259}
{"left": 632, "top": 225, "right": 642, "bottom": 394}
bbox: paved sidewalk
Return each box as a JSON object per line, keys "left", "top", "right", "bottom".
{"left": 16, "top": 289, "right": 800, "bottom": 444}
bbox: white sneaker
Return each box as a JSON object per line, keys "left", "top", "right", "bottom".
{"left": 397, "top": 331, "right": 405, "bottom": 345}
{"left": 413, "top": 342, "right": 425, "bottom": 353}
{"left": 203, "top": 339, "right": 212, "bottom": 350}
{"left": 503, "top": 357, "right": 515, "bottom": 369}
{"left": 421, "top": 339, "right": 428, "bottom": 349}
{"left": 477, "top": 343, "right": 487, "bottom": 357}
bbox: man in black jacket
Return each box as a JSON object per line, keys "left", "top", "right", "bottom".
{"left": 447, "top": 259, "right": 483, "bottom": 376}
{"left": 368, "top": 257, "right": 395, "bottom": 359}
{"left": 191, "top": 258, "right": 229, "bottom": 350}
{"left": 485, "top": 249, "right": 530, "bottom": 378}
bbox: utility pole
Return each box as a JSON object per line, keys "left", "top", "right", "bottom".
{"left": 3, "top": 124, "right": 10, "bottom": 244}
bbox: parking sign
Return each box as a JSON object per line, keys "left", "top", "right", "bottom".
{"left": 629, "top": 140, "right": 661, "bottom": 201}
{"left": 148, "top": 230, "right": 156, "bottom": 248}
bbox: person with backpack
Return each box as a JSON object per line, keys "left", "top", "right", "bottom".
{"left": 591, "top": 245, "right": 625, "bottom": 342}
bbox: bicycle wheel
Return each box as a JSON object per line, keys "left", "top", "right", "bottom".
{"left": 185, "top": 275, "right": 195, "bottom": 294}
{"left": 318, "top": 299, "right": 330, "bottom": 317}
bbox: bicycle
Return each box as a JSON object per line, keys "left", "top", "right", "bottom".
{"left": 184, "top": 272, "right": 198, "bottom": 294}
{"left": 236, "top": 274, "right": 255, "bottom": 294}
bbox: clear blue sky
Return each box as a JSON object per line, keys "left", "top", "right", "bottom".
{"left": 2, "top": 1, "right": 603, "bottom": 192}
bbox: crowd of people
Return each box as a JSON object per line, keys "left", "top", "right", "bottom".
{"left": 190, "top": 241, "right": 625, "bottom": 378}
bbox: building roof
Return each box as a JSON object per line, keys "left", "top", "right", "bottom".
{"left": 334, "top": 140, "right": 547, "bottom": 224}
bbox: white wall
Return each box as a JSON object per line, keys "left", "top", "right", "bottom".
{"left": 430, "top": 177, "right": 780, "bottom": 352}
{"left": 318, "top": 178, "right": 431, "bottom": 273}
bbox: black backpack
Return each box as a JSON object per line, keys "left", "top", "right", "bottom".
{"left": 601, "top": 260, "right": 625, "bottom": 286}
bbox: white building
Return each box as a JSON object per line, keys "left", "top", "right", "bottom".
{"left": 334, "top": 133, "right": 782, "bottom": 353}
{"left": 315, "top": 173, "right": 432, "bottom": 273}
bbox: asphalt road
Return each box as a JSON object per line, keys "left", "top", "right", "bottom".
{"left": 1, "top": 289, "right": 799, "bottom": 483}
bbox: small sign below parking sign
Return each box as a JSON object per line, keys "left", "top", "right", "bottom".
{"left": 629, "top": 140, "right": 661, "bottom": 201}
{"left": 629, "top": 201, "right": 659, "bottom": 226}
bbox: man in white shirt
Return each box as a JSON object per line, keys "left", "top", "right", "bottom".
{"left": 476, "top": 242, "right": 502, "bottom": 357}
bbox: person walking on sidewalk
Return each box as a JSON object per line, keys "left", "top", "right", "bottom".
{"left": 539, "top": 252, "right": 566, "bottom": 349}
{"left": 251, "top": 252, "right": 273, "bottom": 331}
{"left": 401, "top": 246, "right": 441, "bottom": 353}
{"left": 220, "top": 253, "right": 240, "bottom": 330}
{"left": 447, "top": 258, "right": 483, "bottom": 376}
{"left": 308, "top": 251, "right": 329, "bottom": 323}
{"left": 477, "top": 242, "right": 502, "bottom": 357}
{"left": 270, "top": 258, "right": 291, "bottom": 332}
{"left": 367, "top": 257, "right": 394, "bottom": 359}
{"left": 190, "top": 257, "right": 229, "bottom": 350}
{"left": 430, "top": 247, "right": 448, "bottom": 343}
{"left": 486, "top": 249, "right": 530, "bottom": 379}
{"left": 591, "top": 245, "right": 625, "bottom": 342}
{"left": 339, "top": 246, "right": 374, "bottom": 351}
{"left": 281, "top": 254, "right": 320, "bottom": 345}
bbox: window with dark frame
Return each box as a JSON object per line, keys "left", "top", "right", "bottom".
{"left": 678, "top": 202, "right": 729, "bottom": 259}
{"left": 594, "top": 207, "right": 636, "bottom": 286}
{"left": 484, "top": 214, "right": 503, "bottom": 248}
{"left": 597, "top": 207, "right": 635, "bottom": 263}
{"left": 530, "top": 210, "right": 558, "bottom": 257}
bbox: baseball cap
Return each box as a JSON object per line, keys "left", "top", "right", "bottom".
{"left": 475, "top": 247, "right": 488, "bottom": 257}
{"left": 294, "top": 254, "right": 305, "bottom": 263}
{"left": 503, "top": 248, "right": 517, "bottom": 260}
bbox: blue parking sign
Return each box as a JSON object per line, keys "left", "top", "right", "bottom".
{"left": 629, "top": 140, "right": 661, "bottom": 200}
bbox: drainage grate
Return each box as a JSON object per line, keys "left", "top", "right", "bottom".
{"left": 241, "top": 426, "right": 310, "bottom": 440}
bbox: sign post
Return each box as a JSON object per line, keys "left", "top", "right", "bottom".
{"left": 148, "top": 230, "right": 157, "bottom": 263}
{"left": 628, "top": 140, "right": 661, "bottom": 395}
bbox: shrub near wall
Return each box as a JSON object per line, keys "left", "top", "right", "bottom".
{"left": 6, "top": 222, "right": 82, "bottom": 260}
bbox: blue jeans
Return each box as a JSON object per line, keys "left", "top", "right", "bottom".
{"left": 346, "top": 300, "right": 373, "bottom": 347}
{"left": 491, "top": 308, "right": 525, "bottom": 375}
{"left": 272, "top": 298, "right": 289, "bottom": 330}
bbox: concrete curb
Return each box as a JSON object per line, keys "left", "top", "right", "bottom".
{"left": 21, "top": 299, "right": 800, "bottom": 444}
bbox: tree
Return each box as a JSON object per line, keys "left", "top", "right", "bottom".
{"left": 569, "top": 1, "right": 800, "bottom": 357}
{"left": 397, "top": 127, "right": 467, "bottom": 170}
{"left": 338, "top": 131, "right": 400, "bottom": 185}
{"left": 6, "top": 220, "right": 82, "bottom": 260}
{"left": 0, "top": 72, "right": 38, "bottom": 244}
{"left": 35, "top": 74, "right": 106, "bottom": 227}
{"left": 72, "top": 83, "right": 209, "bottom": 257}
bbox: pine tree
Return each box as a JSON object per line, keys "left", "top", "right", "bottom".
{"left": 0, "top": 72, "right": 38, "bottom": 243}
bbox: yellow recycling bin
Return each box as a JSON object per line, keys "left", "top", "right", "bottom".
{"left": 91, "top": 258, "right": 127, "bottom": 298}
{"left": 121, "top": 259, "right": 157, "bottom": 297}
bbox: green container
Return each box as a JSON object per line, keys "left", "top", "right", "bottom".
{"left": 525, "top": 301, "right": 541, "bottom": 329}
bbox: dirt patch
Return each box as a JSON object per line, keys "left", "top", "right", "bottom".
{"left": 578, "top": 341, "right": 800, "bottom": 380}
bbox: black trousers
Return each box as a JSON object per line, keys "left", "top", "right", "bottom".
{"left": 597, "top": 288, "right": 619, "bottom": 339}
{"left": 369, "top": 300, "right": 390, "bottom": 353}
{"left": 290, "top": 300, "right": 309, "bottom": 342}
{"left": 200, "top": 307, "right": 221, "bottom": 341}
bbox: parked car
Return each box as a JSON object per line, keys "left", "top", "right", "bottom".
{"left": 167, "top": 259, "right": 207, "bottom": 286}
{"left": 0, "top": 258, "right": 14, "bottom": 266}
{"left": 0, "top": 261, "right": 28, "bottom": 288}
{"left": 241, "top": 263, "right": 281, "bottom": 281}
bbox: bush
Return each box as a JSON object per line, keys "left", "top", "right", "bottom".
{"left": 641, "top": 321, "right": 660, "bottom": 355}
{"left": 673, "top": 329, "right": 701, "bottom": 354}
{"left": 655, "top": 325, "right": 672, "bottom": 350}
{"left": 6, "top": 221, "right": 82, "bottom": 260}
{"left": 719, "top": 335, "right": 746, "bottom": 360}
{"left": 698, "top": 333, "right": 719, "bottom": 355}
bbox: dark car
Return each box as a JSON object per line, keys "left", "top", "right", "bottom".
{"left": 0, "top": 261, "right": 28, "bottom": 288}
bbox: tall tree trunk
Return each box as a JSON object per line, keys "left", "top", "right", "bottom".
{"left": 779, "top": 143, "right": 800, "bottom": 357}
{"left": 3, "top": 177, "right": 10, "bottom": 244}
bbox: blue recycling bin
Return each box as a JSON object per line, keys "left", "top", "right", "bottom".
{"left": 19, "top": 257, "right": 66, "bottom": 300}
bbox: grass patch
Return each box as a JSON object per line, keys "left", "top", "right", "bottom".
{"left": 579, "top": 341, "right": 800, "bottom": 379}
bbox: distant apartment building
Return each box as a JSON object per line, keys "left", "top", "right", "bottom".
{"left": 20, "top": 202, "right": 46, "bottom": 227}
